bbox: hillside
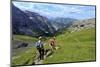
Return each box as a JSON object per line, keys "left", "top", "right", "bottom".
{"left": 12, "top": 6, "right": 96, "bottom": 65}
{"left": 12, "top": 4, "right": 56, "bottom": 37}
{"left": 50, "top": 18, "right": 77, "bottom": 31}
{"left": 11, "top": 2, "right": 96, "bottom": 66}
{"left": 69, "top": 18, "right": 95, "bottom": 32}
{"left": 12, "top": 28, "right": 96, "bottom": 65}
{"left": 12, "top": 35, "right": 38, "bottom": 65}
{"left": 43, "top": 28, "right": 96, "bottom": 64}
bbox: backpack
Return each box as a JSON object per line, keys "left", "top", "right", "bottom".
{"left": 36, "top": 41, "right": 43, "bottom": 49}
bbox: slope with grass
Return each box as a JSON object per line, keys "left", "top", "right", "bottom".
{"left": 43, "top": 28, "right": 96, "bottom": 64}
{"left": 12, "top": 28, "right": 96, "bottom": 65}
{"left": 12, "top": 35, "right": 50, "bottom": 65}
{"left": 12, "top": 35, "right": 38, "bottom": 65}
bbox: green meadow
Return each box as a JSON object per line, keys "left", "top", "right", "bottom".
{"left": 44, "top": 28, "right": 96, "bottom": 63}
{"left": 12, "top": 28, "right": 96, "bottom": 65}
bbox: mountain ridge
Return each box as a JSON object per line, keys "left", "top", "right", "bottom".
{"left": 12, "top": 4, "right": 95, "bottom": 37}
{"left": 12, "top": 4, "right": 56, "bottom": 37}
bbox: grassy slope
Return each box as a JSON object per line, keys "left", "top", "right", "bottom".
{"left": 12, "top": 35, "right": 38, "bottom": 65}
{"left": 43, "top": 28, "right": 96, "bottom": 64}
{"left": 12, "top": 47, "right": 36, "bottom": 65}
{"left": 13, "top": 35, "right": 38, "bottom": 43}
{"left": 12, "top": 28, "right": 96, "bottom": 65}
{"left": 12, "top": 35, "right": 50, "bottom": 65}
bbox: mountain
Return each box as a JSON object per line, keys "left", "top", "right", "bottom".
{"left": 12, "top": 4, "right": 56, "bottom": 37}
{"left": 69, "top": 18, "right": 95, "bottom": 31}
{"left": 50, "top": 17, "right": 77, "bottom": 31}
{"left": 12, "top": 4, "right": 95, "bottom": 37}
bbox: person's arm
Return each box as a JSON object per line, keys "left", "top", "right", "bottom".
{"left": 49, "top": 39, "right": 52, "bottom": 48}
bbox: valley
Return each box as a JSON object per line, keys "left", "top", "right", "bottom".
{"left": 11, "top": 3, "right": 96, "bottom": 66}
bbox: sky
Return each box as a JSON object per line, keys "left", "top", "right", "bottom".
{"left": 12, "top": 1, "right": 96, "bottom": 20}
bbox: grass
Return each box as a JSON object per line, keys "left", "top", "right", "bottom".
{"left": 12, "top": 28, "right": 96, "bottom": 65}
{"left": 12, "top": 35, "right": 50, "bottom": 65}
{"left": 13, "top": 35, "right": 38, "bottom": 43}
{"left": 43, "top": 28, "right": 96, "bottom": 64}
{"left": 12, "top": 35, "right": 38, "bottom": 65}
{"left": 12, "top": 47, "right": 36, "bottom": 65}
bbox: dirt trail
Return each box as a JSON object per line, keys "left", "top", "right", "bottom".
{"left": 33, "top": 49, "right": 52, "bottom": 64}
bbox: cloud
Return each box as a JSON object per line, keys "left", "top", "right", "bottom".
{"left": 12, "top": 1, "right": 95, "bottom": 19}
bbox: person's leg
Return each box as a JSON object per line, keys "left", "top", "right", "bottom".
{"left": 42, "top": 48, "right": 44, "bottom": 59}
{"left": 38, "top": 48, "right": 41, "bottom": 60}
{"left": 53, "top": 44, "right": 56, "bottom": 50}
{"left": 41, "top": 48, "right": 44, "bottom": 60}
{"left": 53, "top": 46, "right": 56, "bottom": 50}
{"left": 50, "top": 44, "right": 53, "bottom": 52}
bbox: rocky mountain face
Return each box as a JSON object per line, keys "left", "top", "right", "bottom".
{"left": 69, "top": 18, "right": 96, "bottom": 32}
{"left": 12, "top": 4, "right": 56, "bottom": 37}
{"left": 50, "top": 18, "right": 77, "bottom": 31}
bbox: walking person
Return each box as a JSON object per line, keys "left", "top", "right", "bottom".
{"left": 35, "top": 36, "right": 44, "bottom": 60}
{"left": 49, "top": 36, "right": 56, "bottom": 52}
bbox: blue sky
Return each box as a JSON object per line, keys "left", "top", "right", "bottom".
{"left": 13, "top": 1, "right": 95, "bottom": 20}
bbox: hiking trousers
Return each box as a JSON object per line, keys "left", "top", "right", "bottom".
{"left": 37, "top": 48, "right": 44, "bottom": 60}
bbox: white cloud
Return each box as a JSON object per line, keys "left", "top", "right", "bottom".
{"left": 12, "top": 1, "right": 95, "bottom": 19}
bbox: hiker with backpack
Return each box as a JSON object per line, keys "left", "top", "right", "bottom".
{"left": 35, "top": 36, "right": 44, "bottom": 60}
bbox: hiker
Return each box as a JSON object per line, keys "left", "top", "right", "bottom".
{"left": 49, "top": 36, "right": 56, "bottom": 52}
{"left": 35, "top": 36, "right": 44, "bottom": 60}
